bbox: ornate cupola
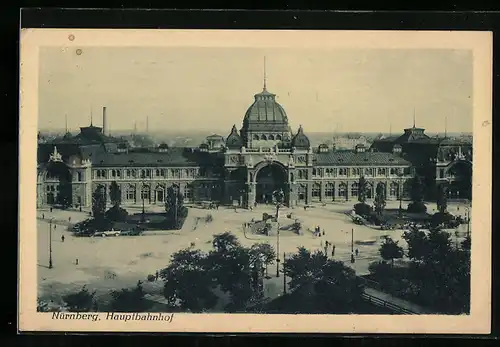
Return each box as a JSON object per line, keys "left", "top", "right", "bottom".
{"left": 291, "top": 125, "right": 310, "bottom": 149}
{"left": 239, "top": 57, "right": 292, "bottom": 148}
{"left": 226, "top": 125, "right": 243, "bottom": 149}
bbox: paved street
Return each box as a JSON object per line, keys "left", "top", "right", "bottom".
{"left": 37, "top": 200, "right": 471, "bottom": 307}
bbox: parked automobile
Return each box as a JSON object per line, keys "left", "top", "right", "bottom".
{"left": 353, "top": 217, "right": 364, "bottom": 225}
{"left": 120, "top": 228, "right": 143, "bottom": 236}
{"left": 93, "top": 229, "right": 121, "bottom": 237}
{"left": 73, "top": 228, "right": 96, "bottom": 237}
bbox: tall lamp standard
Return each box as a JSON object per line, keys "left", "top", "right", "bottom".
{"left": 396, "top": 171, "right": 404, "bottom": 216}
{"left": 273, "top": 188, "right": 284, "bottom": 278}
{"left": 48, "top": 218, "right": 54, "bottom": 269}
{"left": 466, "top": 199, "right": 471, "bottom": 238}
{"left": 140, "top": 171, "right": 147, "bottom": 223}
{"left": 350, "top": 228, "right": 355, "bottom": 263}
{"left": 283, "top": 252, "right": 287, "bottom": 295}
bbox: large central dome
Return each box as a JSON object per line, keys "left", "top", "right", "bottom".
{"left": 242, "top": 88, "right": 290, "bottom": 132}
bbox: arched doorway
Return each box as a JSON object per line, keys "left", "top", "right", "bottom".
{"left": 255, "top": 163, "right": 287, "bottom": 204}
{"left": 366, "top": 182, "right": 374, "bottom": 199}
{"left": 155, "top": 185, "right": 165, "bottom": 203}
{"left": 445, "top": 161, "right": 472, "bottom": 200}
{"left": 45, "top": 162, "right": 72, "bottom": 208}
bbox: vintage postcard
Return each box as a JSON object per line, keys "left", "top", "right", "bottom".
{"left": 19, "top": 29, "right": 492, "bottom": 334}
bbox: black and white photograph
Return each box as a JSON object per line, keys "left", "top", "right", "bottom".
{"left": 19, "top": 29, "right": 492, "bottom": 334}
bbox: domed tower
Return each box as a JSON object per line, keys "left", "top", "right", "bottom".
{"left": 240, "top": 61, "right": 292, "bottom": 149}
{"left": 291, "top": 125, "right": 311, "bottom": 150}
{"left": 226, "top": 125, "right": 243, "bottom": 149}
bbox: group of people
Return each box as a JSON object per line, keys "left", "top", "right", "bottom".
{"left": 313, "top": 225, "right": 325, "bottom": 237}
{"left": 320, "top": 239, "right": 336, "bottom": 257}
{"left": 207, "top": 202, "right": 219, "bottom": 210}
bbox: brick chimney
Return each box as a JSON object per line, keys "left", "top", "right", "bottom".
{"left": 102, "top": 106, "right": 107, "bottom": 135}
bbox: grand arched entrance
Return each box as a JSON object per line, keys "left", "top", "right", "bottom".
{"left": 445, "top": 160, "right": 472, "bottom": 200}
{"left": 255, "top": 163, "right": 287, "bottom": 204}
{"left": 45, "top": 161, "right": 73, "bottom": 208}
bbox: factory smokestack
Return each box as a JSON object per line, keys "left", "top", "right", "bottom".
{"left": 102, "top": 106, "right": 107, "bottom": 135}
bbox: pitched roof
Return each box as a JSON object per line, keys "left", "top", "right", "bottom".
{"left": 91, "top": 147, "right": 221, "bottom": 167}
{"left": 314, "top": 151, "right": 410, "bottom": 166}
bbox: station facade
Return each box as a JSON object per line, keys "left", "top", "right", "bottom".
{"left": 37, "top": 84, "right": 471, "bottom": 209}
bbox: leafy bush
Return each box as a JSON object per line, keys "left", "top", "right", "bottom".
{"left": 354, "top": 203, "right": 372, "bottom": 217}
{"left": 147, "top": 274, "right": 156, "bottom": 282}
{"left": 62, "top": 286, "right": 97, "bottom": 312}
{"left": 407, "top": 201, "right": 427, "bottom": 213}
{"left": 368, "top": 261, "right": 392, "bottom": 277}
{"left": 430, "top": 212, "right": 455, "bottom": 227}
{"left": 105, "top": 205, "right": 129, "bottom": 222}
{"left": 368, "top": 213, "right": 387, "bottom": 226}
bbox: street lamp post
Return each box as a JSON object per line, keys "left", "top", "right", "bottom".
{"left": 273, "top": 189, "right": 284, "bottom": 278}
{"left": 283, "top": 252, "right": 287, "bottom": 295}
{"left": 466, "top": 200, "right": 471, "bottom": 238}
{"left": 350, "top": 228, "right": 355, "bottom": 263}
{"left": 48, "top": 218, "right": 53, "bottom": 269}
{"left": 397, "top": 172, "right": 404, "bottom": 216}
{"left": 174, "top": 185, "right": 179, "bottom": 227}
{"left": 140, "top": 172, "right": 146, "bottom": 223}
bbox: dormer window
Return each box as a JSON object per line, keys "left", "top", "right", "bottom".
{"left": 355, "top": 144, "right": 366, "bottom": 153}
{"left": 392, "top": 145, "right": 402, "bottom": 154}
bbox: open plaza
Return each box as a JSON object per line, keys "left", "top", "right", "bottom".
{"left": 37, "top": 199, "right": 471, "bottom": 307}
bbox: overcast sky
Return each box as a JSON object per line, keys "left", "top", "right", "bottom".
{"left": 38, "top": 47, "right": 472, "bottom": 134}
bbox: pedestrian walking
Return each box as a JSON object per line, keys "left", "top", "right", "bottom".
{"left": 304, "top": 206, "right": 306, "bottom": 211}
{"left": 50, "top": 207, "right": 53, "bottom": 212}
{"left": 61, "top": 235, "right": 65, "bottom": 242}
{"left": 155, "top": 270, "right": 159, "bottom": 281}
{"left": 54, "top": 224, "right": 56, "bottom": 230}
{"left": 322, "top": 230, "right": 325, "bottom": 236}
{"left": 355, "top": 248, "right": 359, "bottom": 256}
{"left": 68, "top": 216, "right": 71, "bottom": 223}
{"left": 42, "top": 213, "right": 45, "bottom": 219}
{"left": 79, "top": 206, "right": 82, "bottom": 212}
{"left": 75, "top": 258, "right": 79, "bottom": 265}
{"left": 332, "top": 245, "right": 336, "bottom": 257}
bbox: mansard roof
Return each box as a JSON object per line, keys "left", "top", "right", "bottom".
{"left": 91, "top": 147, "right": 221, "bottom": 167}
{"left": 314, "top": 151, "right": 410, "bottom": 166}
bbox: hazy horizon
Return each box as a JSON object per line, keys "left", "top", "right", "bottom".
{"left": 39, "top": 47, "right": 473, "bottom": 134}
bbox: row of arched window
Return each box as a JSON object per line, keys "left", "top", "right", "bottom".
{"left": 299, "top": 181, "right": 404, "bottom": 200}
{"left": 311, "top": 167, "right": 406, "bottom": 177}
{"left": 95, "top": 168, "right": 206, "bottom": 179}
{"left": 252, "top": 134, "right": 283, "bottom": 141}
